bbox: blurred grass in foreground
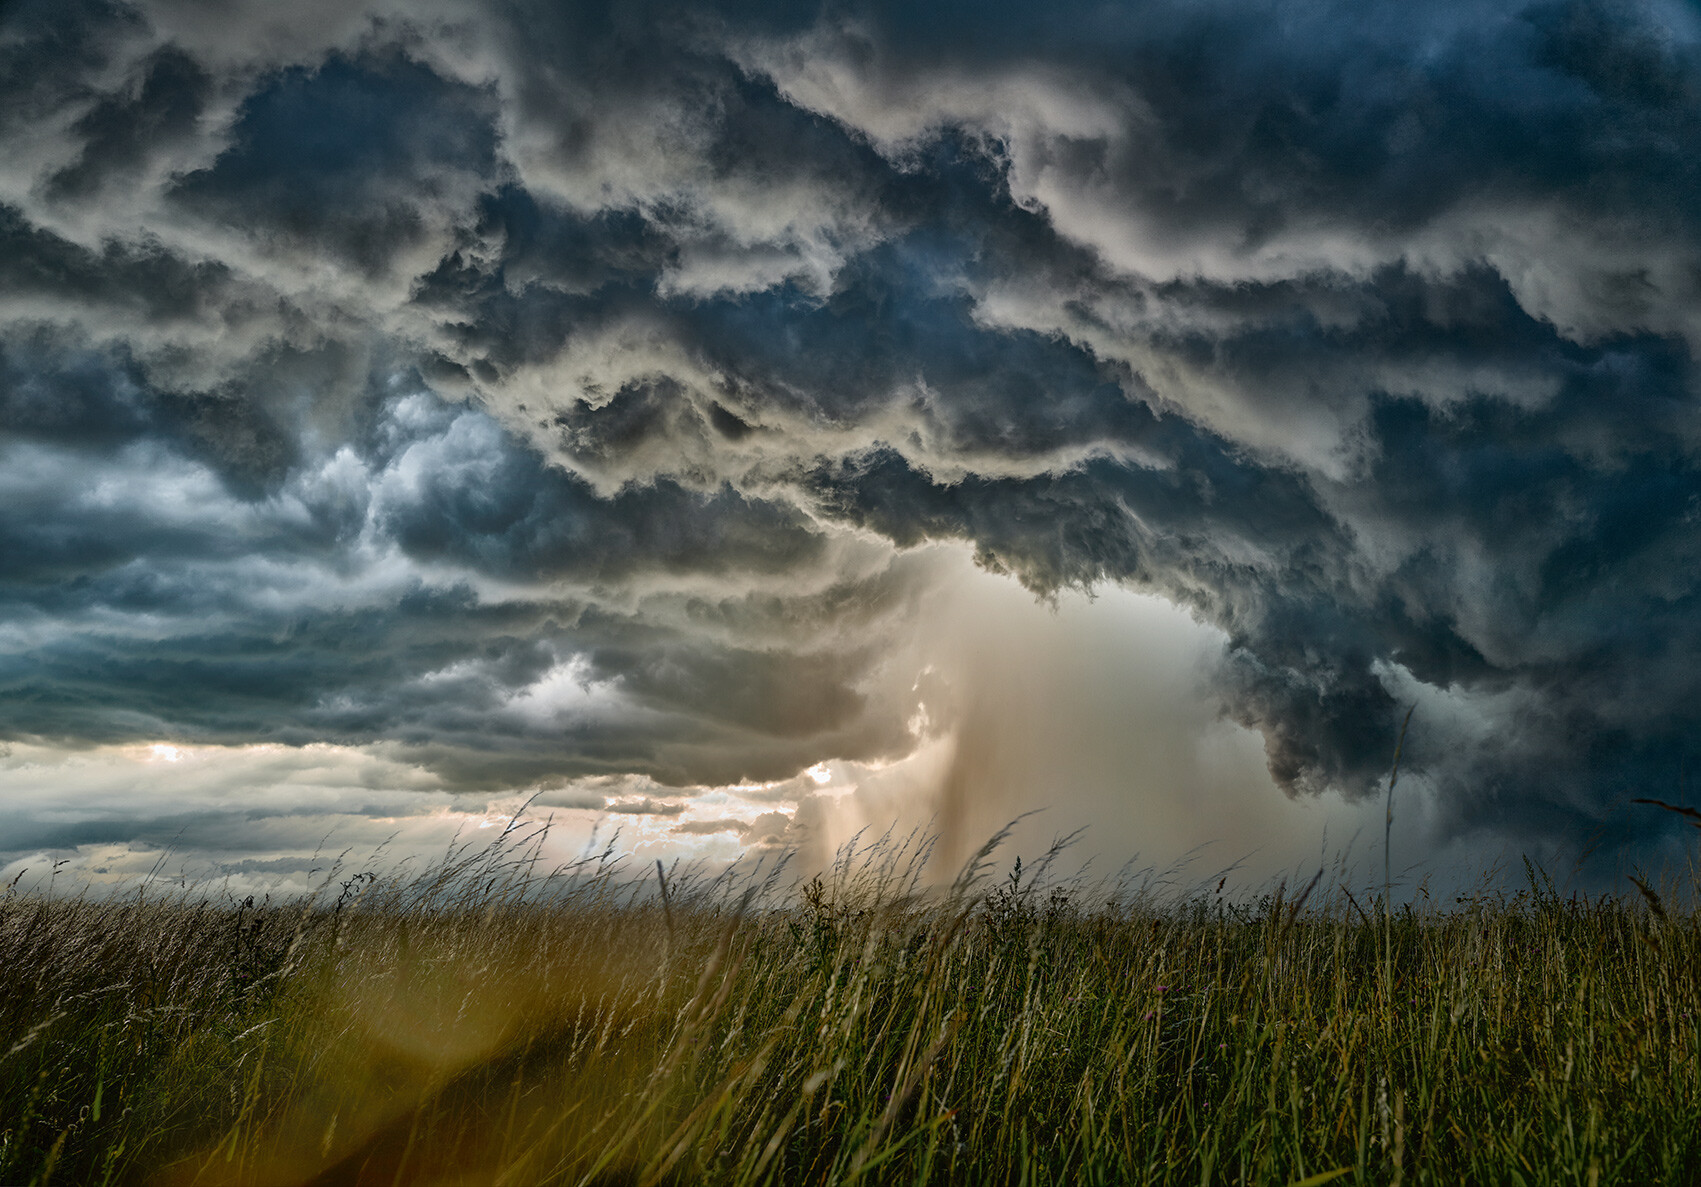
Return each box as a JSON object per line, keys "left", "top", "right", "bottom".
{"left": 2, "top": 823, "right": 1699, "bottom": 1186}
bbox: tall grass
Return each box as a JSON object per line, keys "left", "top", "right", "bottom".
{"left": 2, "top": 824, "right": 1698, "bottom": 1185}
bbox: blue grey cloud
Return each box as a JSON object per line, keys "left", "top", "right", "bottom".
{"left": 2, "top": 0, "right": 1699, "bottom": 864}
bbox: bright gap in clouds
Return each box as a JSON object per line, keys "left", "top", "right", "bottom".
{"left": 2, "top": 548, "right": 1477, "bottom": 900}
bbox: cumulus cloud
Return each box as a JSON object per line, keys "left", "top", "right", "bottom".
{"left": 3, "top": 0, "right": 1699, "bottom": 880}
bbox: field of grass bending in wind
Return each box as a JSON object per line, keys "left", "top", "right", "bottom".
{"left": 2, "top": 822, "right": 1699, "bottom": 1187}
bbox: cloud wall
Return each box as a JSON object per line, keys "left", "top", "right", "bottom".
{"left": 3, "top": 0, "right": 1700, "bottom": 878}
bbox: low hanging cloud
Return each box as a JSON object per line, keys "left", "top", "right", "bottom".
{"left": 3, "top": 0, "right": 1700, "bottom": 875}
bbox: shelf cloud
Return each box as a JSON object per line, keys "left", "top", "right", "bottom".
{"left": 3, "top": 0, "right": 1700, "bottom": 884}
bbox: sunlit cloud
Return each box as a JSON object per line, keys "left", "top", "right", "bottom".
{"left": 2, "top": 0, "right": 1698, "bottom": 891}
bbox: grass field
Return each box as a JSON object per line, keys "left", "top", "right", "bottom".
{"left": 2, "top": 823, "right": 1698, "bottom": 1186}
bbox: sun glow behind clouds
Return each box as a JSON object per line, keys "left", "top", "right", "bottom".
{"left": 0, "top": 550, "right": 1443, "bottom": 898}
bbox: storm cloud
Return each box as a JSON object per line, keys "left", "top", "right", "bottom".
{"left": 3, "top": 0, "right": 1700, "bottom": 876}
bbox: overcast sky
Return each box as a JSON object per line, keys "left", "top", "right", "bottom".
{"left": 3, "top": 0, "right": 1700, "bottom": 896}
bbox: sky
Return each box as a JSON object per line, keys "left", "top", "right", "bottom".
{"left": 2, "top": 0, "right": 1700, "bottom": 898}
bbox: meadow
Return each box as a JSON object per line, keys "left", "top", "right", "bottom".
{"left": 1, "top": 822, "right": 1698, "bottom": 1186}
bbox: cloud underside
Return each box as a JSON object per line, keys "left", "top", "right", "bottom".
{"left": 3, "top": 0, "right": 1701, "bottom": 854}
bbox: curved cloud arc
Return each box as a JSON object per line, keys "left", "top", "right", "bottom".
{"left": 1, "top": 0, "right": 1699, "bottom": 867}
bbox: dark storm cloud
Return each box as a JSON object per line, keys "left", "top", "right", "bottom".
{"left": 2, "top": 0, "right": 1699, "bottom": 859}
{"left": 0, "top": 389, "right": 907, "bottom": 788}
{"left": 44, "top": 44, "right": 210, "bottom": 201}
{"left": 170, "top": 51, "right": 500, "bottom": 276}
